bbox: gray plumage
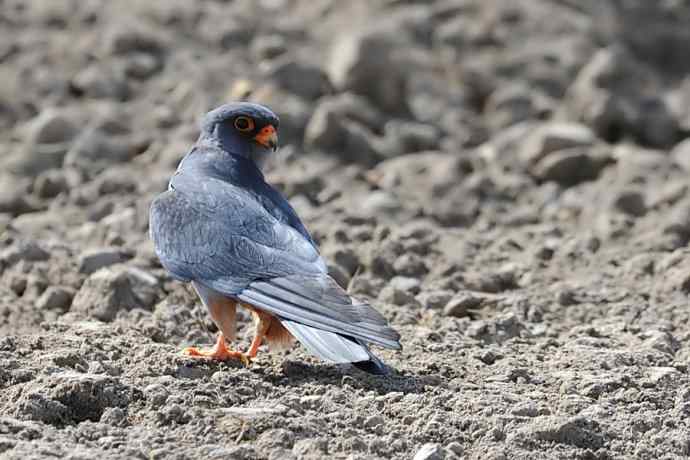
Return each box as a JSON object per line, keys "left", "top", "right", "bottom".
{"left": 149, "top": 102, "right": 401, "bottom": 373}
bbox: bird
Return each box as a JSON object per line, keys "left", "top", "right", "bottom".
{"left": 149, "top": 102, "right": 401, "bottom": 374}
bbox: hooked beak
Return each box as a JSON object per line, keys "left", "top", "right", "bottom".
{"left": 253, "top": 124, "right": 278, "bottom": 151}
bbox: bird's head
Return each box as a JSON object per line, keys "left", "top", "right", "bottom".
{"left": 199, "top": 102, "right": 280, "bottom": 166}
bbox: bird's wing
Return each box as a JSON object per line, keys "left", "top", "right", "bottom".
{"left": 256, "top": 184, "right": 318, "bottom": 249}
{"left": 150, "top": 174, "right": 400, "bottom": 350}
{"left": 238, "top": 274, "right": 401, "bottom": 349}
{"left": 149, "top": 178, "right": 324, "bottom": 294}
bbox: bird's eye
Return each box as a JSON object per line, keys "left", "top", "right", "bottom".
{"left": 234, "top": 116, "right": 254, "bottom": 132}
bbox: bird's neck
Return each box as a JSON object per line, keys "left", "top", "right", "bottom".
{"left": 176, "top": 145, "right": 266, "bottom": 185}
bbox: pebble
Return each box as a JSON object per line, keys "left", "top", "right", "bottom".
{"left": 413, "top": 443, "right": 444, "bottom": 460}
{"left": 36, "top": 286, "right": 75, "bottom": 312}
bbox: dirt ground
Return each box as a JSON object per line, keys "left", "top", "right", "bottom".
{"left": 1, "top": 1, "right": 690, "bottom": 459}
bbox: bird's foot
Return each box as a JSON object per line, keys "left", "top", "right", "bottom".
{"left": 183, "top": 346, "right": 252, "bottom": 366}
{"left": 182, "top": 336, "right": 252, "bottom": 366}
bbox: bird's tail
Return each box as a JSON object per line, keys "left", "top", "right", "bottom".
{"left": 280, "top": 319, "right": 391, "bottom": 375}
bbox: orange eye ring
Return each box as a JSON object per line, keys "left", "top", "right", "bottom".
{"left": 234, "top": 116, "right": 254, "bottom": 132}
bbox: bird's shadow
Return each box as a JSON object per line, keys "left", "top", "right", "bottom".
{"left": 257, "top": 360, "right": 443, "bottom": 395}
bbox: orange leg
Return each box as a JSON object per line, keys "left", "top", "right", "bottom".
{"left": 183, "top": 333, "right": 251, "bottom": 366}
{"left": 247, "top": 312, "right": 272, "bottom": 358}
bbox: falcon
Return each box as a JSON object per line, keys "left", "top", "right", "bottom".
{"left": 149, "top": 102, "right": 401, "bottom": 374}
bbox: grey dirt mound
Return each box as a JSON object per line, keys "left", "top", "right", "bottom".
{"left": 1, "top": 0, "right": 690, "bottom": 459}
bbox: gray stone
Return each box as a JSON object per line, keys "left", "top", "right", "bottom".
{"left": 378, "top": 284, "right": 418, "bottom": 306}
{"left": 393, "top": 253, "right": 428, "bottom": 277}
{"left": 123, "top": 53, "right": 162, "bottom": 80}
{"left": 72, "top": 266, "right": 161, "bottom": 321}
{"left": 64, "top": 122, "right": 149, "bottom": 175}
{"left": 257, "top": 429, "right": 295, "bottom": 450}
{"left": 485, "top": 83, "right": 543, "bottom": 131}
{"left": 378, "top": 120, "right": 440, "bottom": 157}
{"left": 389, "top": 276, "right": 422, "bottom": 294}
{"left": 671, "top": 138, "right": 690, "bottom": 172}
{"left": 519, "top": 122, "right": 596, "bottom": 166}
{"left": 28, "top": 108, "right": 80, "bottom": 145}
{"left": 416, "top": 289, "right": 454, "bottom": 310}
{"left": 0, "top": 175, "right": 42, "bottom": 216}
{"left": 71, "top": 64, "right": 129, "bottom": 100}
{"left": 328, "top": 28, "right": 410, "bottom": 114}
{"left": 36, "top": 286, "right": 75, "bottom": 312}
{"left": 533, "top": 148, "right": 609, "bottom": 186}
{"left": 360, "top": 190, "right": 404, "bottom": 217}
{"left": 251, "top": 34, "right": 287, "bottom": 60}
{"left": 562, "top": 46, "right": 679, "bottom": 148}
{"left": 330, "top": 248, "right": 360, "bottom": 275}
{"left": 443, "top": 292, "right": 483, "bottom": 318}
{"left": 264, "top": 57, "right": 332, "bottom": 101}
{"left": 8, "top": 109, "right": 81, "bottom": 176}
{"left": 413, "top": 443, "right": 444, "bottom": 460}
{"left": 33, "top": 170, "right": 69, "bottom": 198}
{"left": 14, "top": 372, "right": 134, "bottom": 425}
{"left": 78, "top": 247, "right": 131, "bottom": 274}
{"left": 613, "top": 189, "right": 647, "bottom": 217}
{"left": 1, "top": 240, "right": 50, "bottom": 265}
{"left": 508, "top": 416, "right": 604, "bottom": 449}
{"left": 292, "top": 438, "right": 328, "bottom": 457}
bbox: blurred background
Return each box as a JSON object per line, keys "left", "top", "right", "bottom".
{"left": 2, "top": 1, "right": 690, "bottom": 457}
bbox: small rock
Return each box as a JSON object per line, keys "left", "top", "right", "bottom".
{"left": 378, "top": 284, "right": 417, "bottom": 306}
{"left": 613, "top": 189, "right": 647, "bottom": 217}
{"left": 251, "top": 34, "right": 287, "bottom": 60}
{"left": 292, "top": 438, "right": 328, "bottom": 457}
{"left": 533, "top": 147, "right": 610, "bottom": 186}
{"left": 642, "top": 330, "right": 681, "bottom": 355}
{"left": 364, "top": 415, "right": 384, "bottom": 429}
{"left": 71, "top": 64, "right": 129, "bottom": 100}
{"left": 671, "top": 138, "right": 690, "bottom": 172}
{"left": 64, "top": 126, "right": 145, "bottom": 175}
{"left": 29, "top": 108, "right": 80, "bottom": 145}
{"left": 485, "top": 83, "right": 543, "bottom": 131}
{"left": 33, "top": 170, "right": 69, "bottom": 198}
{"left": 393, "top": 253, "right": 428, "bottom": 277}
{"left": 144, "top": 384, "right": 169, "bottom": 408}
{"left": 71, "top": 266, "right": 162, "bottom": 321}
{"left": 14, "top": 372, "right": 134, "bottom": 425}
{"left": 123, "top": 53, "right": 161, "bottom": 80}
{"left": 360, "top": 190, "right": 404, "bottom": 217}
{"left": 443, "top": 292, "right": 483, "bottom": 318}
{"left": 78, "top": 248, "right": 131, "bottom": 274}
{"left": 445, "top": 442, "right": 464, "bottom": 457}
{"left": 105, "top": 25, "right": 167, "bottom": 56}
{"left": 378, "top": 120, "right": 440, "bottom": 157}
{"left": 508, "top": 416, "right": 604, "bottom": 449}
{"left": 263, "top": 57, "right": 332, "bottom": 101}
{"left": 644, "top": 367, "right": 679, "bottom": 386}
{"left": 257, "top": 429, "right": 295, "bottom": 450}
{"left": 511, "top": 401, "right": 540, "bottom": 417}
{"left": 99, "top": 407, "right": 126, "bottom": 426}
{"left": 389, "top": 276, "right": 421, "bottom": 294}
{"left": 328, "top": 28, "right": 409, "bottom": 114}
{"left": 8, "top": 108, "right": 80, "bottom": 176}
{"left": 557, "top": 289, "right": 578, "bottom": 306}
{"left": 415, "top": 289, "right": 454, "bottom": 310}
{"left": 519, "top": 122, "right": 596, "bottom": 166}
{"left": 304, "top": 98, "right": 381, "bottom": 165}
{"left": 330, "top": 248, "right": 360, "bottom": 275}
{"left": 36, "top": 286, "right": 75, "bottom": 312}
{"left": 562, "top": 46, "right": 679, "bottom": 147}
{"left": 1, "top": 240, "right": 50, "bottom": 265}
{"left": 0, "top": 175, "right": 42, "bottom": 216}
{"left": 413, "top": 443, "right": 444, "bottom": 460}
